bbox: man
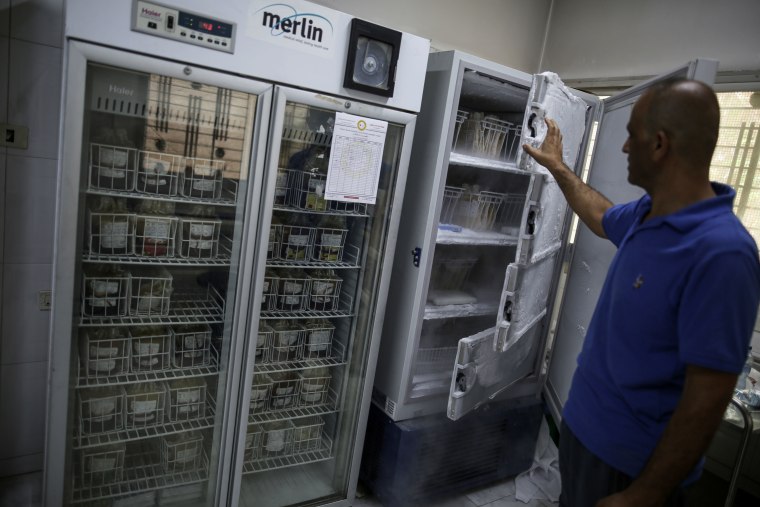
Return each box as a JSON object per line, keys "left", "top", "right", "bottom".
{"left": 523, "top": 79, "right": 760, "bottom": 506}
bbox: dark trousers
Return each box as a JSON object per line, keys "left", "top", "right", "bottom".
{"left": 558, "top": 420, "right": 685, "bottom": 507}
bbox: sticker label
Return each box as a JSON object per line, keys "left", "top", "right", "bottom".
{"left": 100, "top": 222, "right": 129, "bottom": 249}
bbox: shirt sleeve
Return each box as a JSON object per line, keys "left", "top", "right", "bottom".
{"left": 602, "top": 201, "right": 640, "bottom": 247}
{"left": 678, "top": 250, "right": 760, "bottom": 373}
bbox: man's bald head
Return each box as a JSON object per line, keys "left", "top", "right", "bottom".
{"left": 639, "top": 79, "right": 720, "bottom": 168}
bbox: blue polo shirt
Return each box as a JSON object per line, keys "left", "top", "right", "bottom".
{"left": 562, "top": 182, "right": 760, "bottom": 484}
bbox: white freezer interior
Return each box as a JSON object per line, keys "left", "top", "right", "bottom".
{"left": 374, "top": 52, "right": 592, "bottom": 422}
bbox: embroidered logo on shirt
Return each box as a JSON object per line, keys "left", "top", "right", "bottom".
{"left": 633, "top": 274, "right": 644, "bottom": 289}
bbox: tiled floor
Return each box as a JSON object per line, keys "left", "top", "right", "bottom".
{"left": 0, "top": 472, "right": 551, "bottom": 507}
{"left": 2, "top": 469, "right": 759, "bottom": 506}
{"left": 354, "top": 476, "right": 553, "bottom": 507}
{"left": 0, "top": 472, "right": 41, "bottom": 507}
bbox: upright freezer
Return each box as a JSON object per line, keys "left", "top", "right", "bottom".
{"left": 45, "top": 1, "right": 429, "bottom": 506}
{"left": 373, "top": 50, "right": 719, "bottom": 424}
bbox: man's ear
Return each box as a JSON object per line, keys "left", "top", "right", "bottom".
{"left": 653, "top": 130, "right": 669, "bottom": 161}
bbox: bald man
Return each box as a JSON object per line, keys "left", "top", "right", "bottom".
{"left": 524, "top": 80, "right": 760, "bottom": 507}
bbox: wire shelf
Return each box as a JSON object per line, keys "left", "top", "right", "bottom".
{"left": 266, "top": 243, "right": 360, "bottom": 269}
{"left": 248, "top": 388, "right": 339, "bottom": 425}
{"left": 83, "top": 235, "right": 233, "bottom": 266}
{"left": 260, "top": 294, "right": 353, "bottom": 320}
{"left": 79, "top": 285, "right": 225, "bottom": 327}
{"left": 76, "top": 360, "right": 219, "bottom": 388}
{"left": 74, "top": 395, "right": 217, "bottom": 450}
{"left": 242, "top": 434, "right": 334, "bottom": 474}
{"left": 273, "top": 204, "right": 371, "bottom": 218}
{"left": 70, "top": 450, "right": 209, "bottom": 503}
{"left": 86, "top": 185, "right": 238, "bottom": 207}
{"left": 252, "top": 341, "right": 347, "bottom": 373}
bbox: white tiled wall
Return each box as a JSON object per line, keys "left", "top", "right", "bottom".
{"left": 4, "top": 155, "right": 56, "bottom": 264}
{"left": 1, "top": 263, "right": 52, "bottom": 364}
{"left": 0, "top": 37, "right": 7, "bottom": 125}
{"left": 9, "top": 0, "right": 63, "bottom": 47}
{"left": 0, "top": 0, "right": 63, "bottom": 478}
{"left": 7, "top": 40, "right": 62, "bottom": 160}
{"left": 0, "top": 1, "right": 9, "bottom": 38}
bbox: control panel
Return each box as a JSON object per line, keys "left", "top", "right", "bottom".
{"left": 131, "top": 0, "right": 235, "bottom": 53}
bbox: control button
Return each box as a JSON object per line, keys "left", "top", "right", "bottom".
{"left": 198, "top": 36, "right": 203, "bottom": 41}
{"left": 207, "top": 39, "right": 212, "bottom": 43}
{"left": 180, "top": 31, "right": 186, "bottom": 36}
{"left": 147, "top": 21, "right": 157, "bottom": 29}
{"left": 190, "top": 34, "right": 196, "bottom": 39}
{"left": 214, "top": 40, "right": 219, "bottom": 44}
{"left": 222, "top": 42, "right": 228, "bottom": 46}
{"left": 167, "top": 15, "right": 175, "bottom": 30}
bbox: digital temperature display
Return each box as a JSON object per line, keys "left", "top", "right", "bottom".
{"left": 178, "top": 12, "right": 233, "bottom": 38}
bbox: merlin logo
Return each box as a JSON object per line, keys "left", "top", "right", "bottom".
{"left": 259, "top": 4, "right": 333, "bottom": 44}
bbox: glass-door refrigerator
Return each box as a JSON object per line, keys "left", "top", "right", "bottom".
{"left": 46, "top": 42, "right": 272, "bottom": 506}
{"left": 47, "top": 2, "right": 429, "bottom": 506}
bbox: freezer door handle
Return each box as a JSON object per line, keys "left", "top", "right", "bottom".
{"left": 411, "top": 246, "right": 421, "bottom": 267}
{"left": 527, "top": 112, "right": 537, "bottom": 137}
{"left": 451, "top": 362, "right": 476, "bottom": 397}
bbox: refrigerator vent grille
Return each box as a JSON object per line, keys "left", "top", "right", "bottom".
{"left": 94, "top": 95, "right": 148, "bottom": 118}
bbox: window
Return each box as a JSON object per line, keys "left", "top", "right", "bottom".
{"left": 710, "top": 91, "right": 760, "bottom": 245}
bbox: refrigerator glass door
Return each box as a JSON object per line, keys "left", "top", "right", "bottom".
{"left": 47, "top": 42, "right": 271, "bottom": 506}
{"left": 233, "top": 87, "right": 414, "bottom": 507}
{"left": 545, "top": 60, "right": 719, "bottom": 423}
{"left": 447, "top": 73, "right": 591, "bottom": 420}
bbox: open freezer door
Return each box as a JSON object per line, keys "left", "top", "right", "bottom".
{"left": 447, "top": 73, "right": 589, "bottom": 420}
{"left": 544, "top": 59, "right": 719, "bottom": 424}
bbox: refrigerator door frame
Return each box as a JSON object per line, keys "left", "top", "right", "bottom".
{"left": 227, "top": 85, "right": 417, "bottom": 507}
{"left": 543, "top": 59, "right": 719, "bottom": 425}
{"left": 44, "top": 39, "right": 274, "bottom": 505}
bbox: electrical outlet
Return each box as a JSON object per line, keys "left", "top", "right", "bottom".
{"left": 0, "top": 123, "right": 29, "bottom": 149}
{"left": 38, "top": 290, "right": 52, "bottom": 310}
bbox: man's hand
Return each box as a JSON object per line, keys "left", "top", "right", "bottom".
{"left": 519, "top": 117, "right": 612, "bottom": 237}
{"left": 523, "top": 118, "right": 565, "bottom": 173}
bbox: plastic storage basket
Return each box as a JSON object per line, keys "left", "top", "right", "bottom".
{"left": 135, "top": 150, "right": 180, "bottom": 196}
{"left": 88, "top": 143, "right": 137, "bottom": 192}
{"left": 129, "top": 267, "right": 172, "bottom": 317}
{"left": 181, "top": 158, "right": 224, "bottom": 200}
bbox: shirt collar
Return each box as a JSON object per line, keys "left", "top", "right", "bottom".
{"left": 635, "top": 182, "right": 736, "bottom": 233}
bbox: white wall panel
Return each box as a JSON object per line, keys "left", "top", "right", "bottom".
{"left": 4, "top": 155, "right": 56, "bottom": 264}
{"left": 0, "top": 455, "right": 43, "bottom": 478}
{"left": 0, "top": 37, "right": 7, "bottom": 125}
{"left": 10, "top": 0, "right": 63, "bottom": 47}
{"left": 0, "top": 361, "right": 47, "bottom": 460}
{"left": 0, "top": 0, "right": 9, "bottom": 37}
{"left": 7, "top": 39, "right": 61, "bottom": 160}
{"left": 541, "top": 0, "right": 760, "bottom": 80}
{"left": 1, "top": 263, "right": 51, "bottom": 365}
{"left": 309, "top": 0, "right": 552, "bottom": 73}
